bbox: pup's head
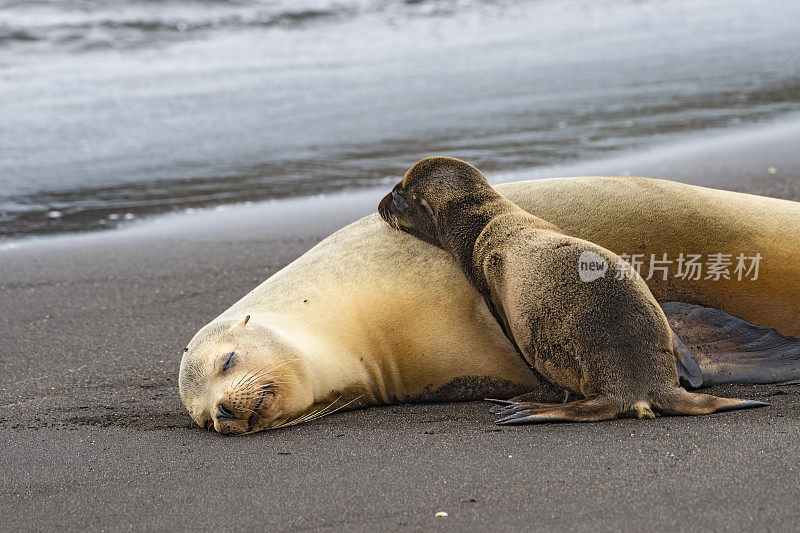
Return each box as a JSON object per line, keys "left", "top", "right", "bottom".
{"left": 378, "top": 156, "right": 490, "bottom": 246}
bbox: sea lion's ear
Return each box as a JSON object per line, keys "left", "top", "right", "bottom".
{"left": 420, "top": 198, "right": 434, "bottom": 216}
{"left": 236, "top": 315, "right": 251, "bottom": 327}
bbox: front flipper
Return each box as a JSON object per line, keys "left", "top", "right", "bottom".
{"left": 663, "top": 302, "right": 800, "bottom": 386}
{"left": 487, "top": 397, "right": 626, "bottom": 425}
{"left": 486, "top": 382, "right": 577, "bottom": 413}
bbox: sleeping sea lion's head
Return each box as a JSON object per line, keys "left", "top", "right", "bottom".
{"left": 178, "top": 315, "right": 314, "bottom": 435}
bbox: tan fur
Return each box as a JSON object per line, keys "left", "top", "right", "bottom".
{"left": 179, "top": 215, "right": 536, "bottom": 434}
{"left": 180, "top": 174, "right": 797, "bottom": 433}
{"left": 501, "top": 177, "right": 800, "bottom": 337}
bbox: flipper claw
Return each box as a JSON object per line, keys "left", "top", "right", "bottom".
{"left": 485, "top": 398, "right": 519, "bottom": 414}
{"left": 484, "top": 398, "right": 515, "bottom": 406}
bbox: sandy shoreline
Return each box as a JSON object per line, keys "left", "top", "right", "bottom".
{"left": 2, "top": 122, "right": 800, "bottom": 530}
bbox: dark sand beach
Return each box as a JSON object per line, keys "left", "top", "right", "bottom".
{"left": 3, "top": 122, "right": 800, "bottom": 531}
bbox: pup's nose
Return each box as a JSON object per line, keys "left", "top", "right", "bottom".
{"left": 215, "top": 403, "right": 235, "bottom": 420}
{"left": 392, "top": 189, "right": 409, "bottom": 210}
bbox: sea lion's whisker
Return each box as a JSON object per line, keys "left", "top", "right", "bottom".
{"left": 260, "top": 358, "right": 303, "bottom": 376}
{"left": 237, "top": 388, "right": 278, "bottom": 399}
{"left": 280, "top": 401, "right": 334, "bottom": 426}
{"left": 238, "top": 380, "right": 285, "bottom": 393}
{"left": 274, "top": 401, "right": 333, "bottom": 428}
{"left": 233, "top": 359, "right": 302, "bottom": 394}
{"left": 295, "top": 400, "right": 339, "bottom": 423}
{"left": 233, "top": 370, "right": 255, "bottom": 390}
{"left": 232, "top": 380, "right": 287, "bottom": 400}
{"left": 238, "top": 369, "right": 270, "bottom": 389}
{"left": 234, "top": 361, "right": 296, "bottom": 393}
{"left": 302, "top": 396, "right": 362, "bottom": 423}
{"left": 277, "top": 395, "right": 362, "bottom": 428}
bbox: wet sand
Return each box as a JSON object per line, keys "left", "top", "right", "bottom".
{"left": 2, "top": 123, "right": 800, "bottom": 531}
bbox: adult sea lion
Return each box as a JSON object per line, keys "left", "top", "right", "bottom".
{"left": 180, "top": 175, "right": 800, "bottom": 434}
{"left": 378, "top": 157, "right": 765, "bottom": 423}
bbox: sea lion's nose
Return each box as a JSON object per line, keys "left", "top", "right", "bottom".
{"left": 215, "top": 403, "right": 235, "bottom": 420}
{"left": 392, "top": 189, "right": 409, "bottom": 211}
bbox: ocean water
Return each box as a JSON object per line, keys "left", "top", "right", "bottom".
{"left": 1, "top": 0, "right": 799, "bottom": 238}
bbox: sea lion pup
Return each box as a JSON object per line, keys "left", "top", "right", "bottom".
{"left": 378, "top": 157, "right": 766, "bottom": 424}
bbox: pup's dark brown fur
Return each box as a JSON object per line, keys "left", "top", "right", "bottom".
{"left": 379, "top": 156, "right": 765, "bottom": 423}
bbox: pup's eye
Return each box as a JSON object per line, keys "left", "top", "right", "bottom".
{"left": 222, "top": 352, "right": 235, "bottom": 371}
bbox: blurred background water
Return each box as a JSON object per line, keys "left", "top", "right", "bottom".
{"left": 1, "top": 0, "right": 799, "bottom": 238}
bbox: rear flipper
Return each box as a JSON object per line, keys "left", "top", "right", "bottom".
{"left": 488, "top": 397, "right": 630, "bottom": 425}
{"left": 652, "top": 388, "right": 767, "bottom": 415}
{"left": 664, "top": 302, "right": 800, "bottom": 386}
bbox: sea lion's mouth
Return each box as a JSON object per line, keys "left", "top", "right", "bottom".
{"left": 387, "top": 212, "right": 400, "bottom": 230}
{"left": 245, "top": 388, "right": 271, "bottom": 432}
{"left": 246, "top": 411, "right": 260, "bottom": 431}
